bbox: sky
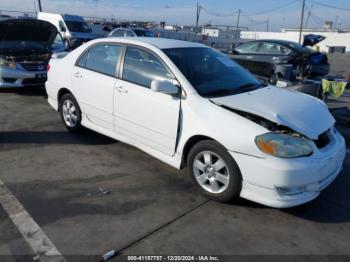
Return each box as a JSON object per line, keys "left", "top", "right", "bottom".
{"left": 0, "top": 0, "right": 350, "bottom": 31}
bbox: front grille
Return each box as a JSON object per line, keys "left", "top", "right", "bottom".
{"left": 2, "top": 77, "right": 17, "bottom": 83}
{"left": 314, "top": 131, "right": 331, "bottom": 149}
{"left": 22, "top": 78, "right": 46, "bottom": 86}
{"left": 19, "top": 63, "right": 47, "bottom": 72}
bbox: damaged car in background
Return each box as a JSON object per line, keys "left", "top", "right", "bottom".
{"left": 230, "top": 35, "right": 330, "bottom": 97}
{"left": 0, "top": 19, "right": 65, "bottom": 88}
{"left": 45, "top": 38, "right": 346, "bottom": 208}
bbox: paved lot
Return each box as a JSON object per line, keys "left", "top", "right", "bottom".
{"left": 0, "top": 87, "right": 349, "bottom": 262}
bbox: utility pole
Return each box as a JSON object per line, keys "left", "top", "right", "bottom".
{"left": 195, "top": 2, "right": 201, "bottom": 28}
{"left": 38, "top": 0, "right": 42, "bottom": 12}
{"left": 266, "top": 20, "right": 270, "bottom": 32}
{"left": 235, "top": 9, "right": 241, "bottom": 38}
{"left": 334, "top": 16, "right": 339, "bottom": 29}
{"left": 298, "top": 0, "right": 306, "bottom": 44}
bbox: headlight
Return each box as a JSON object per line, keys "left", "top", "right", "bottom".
{"left": 255, "top": 133, "right": 313, "bottom": 158}
{"left": 0, "top": 58, "right": 17, "bottom": 69}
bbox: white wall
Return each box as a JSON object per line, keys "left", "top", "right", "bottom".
{"left": 202, "top": 28, "right": 220, "bottom": 37}
{"left": 241, "top": 31, "right": 350, "bottom": 53}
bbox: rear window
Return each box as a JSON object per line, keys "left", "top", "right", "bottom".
{"left": 77, "top": 44, "right": 122, "bottom": 77}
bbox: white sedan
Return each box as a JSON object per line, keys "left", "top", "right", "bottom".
{"left": 45, "top": 38, "right": 346, "bottom": 208}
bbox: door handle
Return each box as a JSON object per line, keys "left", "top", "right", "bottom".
{"left": 74, "top": 72, "right": 82, "bottom": 78}
{"left": 246, "top": 56, "right": 253, "bottom": 59}
{"left": 117, "top": 86, "right": 128, "bottom": 93}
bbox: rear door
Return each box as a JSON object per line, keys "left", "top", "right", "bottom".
{"left": 254, "top": 42, "right": 290, "bottom": 77}
{"left": 71, "top": 43, "right": 123, "bottom": 130}
{"left": 114, "top": 45, "right": 181, "bottom": 156}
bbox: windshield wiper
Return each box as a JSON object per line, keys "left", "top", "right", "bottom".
{"left": 235, "top": 83, "right": 265, "bottom": 91}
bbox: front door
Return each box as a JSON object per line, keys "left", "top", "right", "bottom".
{"left": 231, "top": 42, "right": 261, "bottom": 73}
{"left": 114, "top": 46, "right": 181, "bottom": 156}
{"left": 71, "top": 43, "right": 123, "bottom": 130}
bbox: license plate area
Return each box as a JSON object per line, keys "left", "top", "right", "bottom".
{"left": 35, "top": 74, "right": 47, "bottom": 79}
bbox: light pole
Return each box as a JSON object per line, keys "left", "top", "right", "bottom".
{"left": 38, "top": 0, "right": 42, "bottom": 12}
{"left": 235, "top": 9, "right": 241, "bottom": 38}
{"left": 298, "top": 0, "right": 306, "bottom": 44}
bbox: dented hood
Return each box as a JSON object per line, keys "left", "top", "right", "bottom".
{"left": 210, "top": 86, "right": 335, "bottom": 139}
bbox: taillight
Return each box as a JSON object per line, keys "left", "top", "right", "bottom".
{"left": 47, "top": 64, "right": 51, "bottom": 72}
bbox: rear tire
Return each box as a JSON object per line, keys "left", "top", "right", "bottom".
{"left": 187, "top": 140, "right": 242, "bottom": 203}
{"left": 59, "top": 93, "right": 83, "bottom": 133}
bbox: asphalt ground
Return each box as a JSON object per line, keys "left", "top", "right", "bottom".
{"left": 0, "top": 55, "right": 350, "bottom": 261}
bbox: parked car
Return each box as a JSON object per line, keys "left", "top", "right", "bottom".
{"left": 231, "top": 35, "right": 330, "bottom": 83}
{"left": 38, "top": 12, "right": 95, "bottom": 49}
{"left": 45, "top": 38, "right": 346, "bottom": 208}
{"left": 0, "top": 15, "right": 12, "bottom": 21}
{"left": 0, "top": 19, "right": 65, "bottom": 88}
{"left": 107, "top": 27, "right": 156, "bottom": 38}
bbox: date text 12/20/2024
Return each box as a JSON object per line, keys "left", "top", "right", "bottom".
{"left": 127, "top": 256, "right": 220, "bottom": 261}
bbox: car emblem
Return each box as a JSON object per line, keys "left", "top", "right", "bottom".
{"left": 38, "top": 65, "right": 45, "bottom": 71}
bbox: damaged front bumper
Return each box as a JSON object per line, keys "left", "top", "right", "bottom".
{"left": 230, "top": 128, "right": 346, "bottom": 208}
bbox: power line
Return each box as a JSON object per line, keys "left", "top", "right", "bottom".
{"left": 201, "top": 6, "right": 237, "bottom": 17}
{"left": 311, "top": 0, "right": 350, "bottom": 12}
{"left": 246, "top": 0, "right": 300, "bottom": 16}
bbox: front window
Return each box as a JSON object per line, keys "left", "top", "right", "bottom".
{"left": 235, "top": 42, "right": 260, "bottom": 54}
{"left": 163, "top": 47, "right": 263, "bottom": 97}
{"left": 65, "top": 20, "right": 91, "bottom": 33}
{"left": 123, "top": 46, "right": 173, "bottom": 88}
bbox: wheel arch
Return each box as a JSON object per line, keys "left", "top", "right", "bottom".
{"left": 57, "top": 88, "right": 73, "bottom": 111}
{"left": 180, "top": 135, "right": 220, "bottom": 169}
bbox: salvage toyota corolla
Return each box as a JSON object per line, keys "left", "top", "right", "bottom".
{"left": 45, "top": 38, "right": 346, "bottom": 208}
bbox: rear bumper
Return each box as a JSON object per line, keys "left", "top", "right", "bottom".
{"left": 0, "top": 67, "right": 47, "bottom": 88}
{"left": 231, "top": 130, "right": 346, "bottom": 208}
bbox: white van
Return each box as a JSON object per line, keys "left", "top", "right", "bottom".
{"left": 38, "top": 12, "right": 95, "bottom": 49}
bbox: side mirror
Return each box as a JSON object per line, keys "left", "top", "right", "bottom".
{"left": 60, "top": 26, "right": 67, "bottom": 32}
{"left": 151, "top": 80, "right": 178, "bottom": 95}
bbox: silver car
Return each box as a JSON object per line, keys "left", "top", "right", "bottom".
{"left": 0, "top": 19, "right": 65, "bottom": 88}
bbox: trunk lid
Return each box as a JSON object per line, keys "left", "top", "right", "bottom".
{"left": 303, "top": 34, "right": 326, "bottom": 47}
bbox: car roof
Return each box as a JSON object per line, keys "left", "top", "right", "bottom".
{"left": 94, "top": 37, "right": 206, "bottom": 49}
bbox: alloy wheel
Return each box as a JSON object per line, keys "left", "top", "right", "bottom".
{"left": 193, "top": 151, "right": 230, "bottom": 194}
{"left": 62, "top": 99, "right": 78, "bottom": 127}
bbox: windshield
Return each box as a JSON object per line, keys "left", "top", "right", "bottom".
{"left": 163, "top": 47, "right": 263, "bottom": 97}
{"left": 133, "top": 29, "right": 155, "bottom": 37}
{"left": 65, "top": 21, "right": 91, "bottom": 33}
{"left": 50, "top": 33, "right": 66, "bottom": 52}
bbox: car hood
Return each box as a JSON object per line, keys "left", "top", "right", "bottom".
{"left": 303, "top": 34, "right": 326, "bottom": 47}
{"left": 210, "top": 87, "right": 335, "bottom": 140}
{"left": 0, "top": 19, "right": 57, "bottom": 53}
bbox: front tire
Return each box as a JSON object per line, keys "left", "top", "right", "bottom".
{"left": 187, "top": 140, "right": 242, "bottom": 203}
{"left": 59, "top": 93, "right": 82, "bottom": 133}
